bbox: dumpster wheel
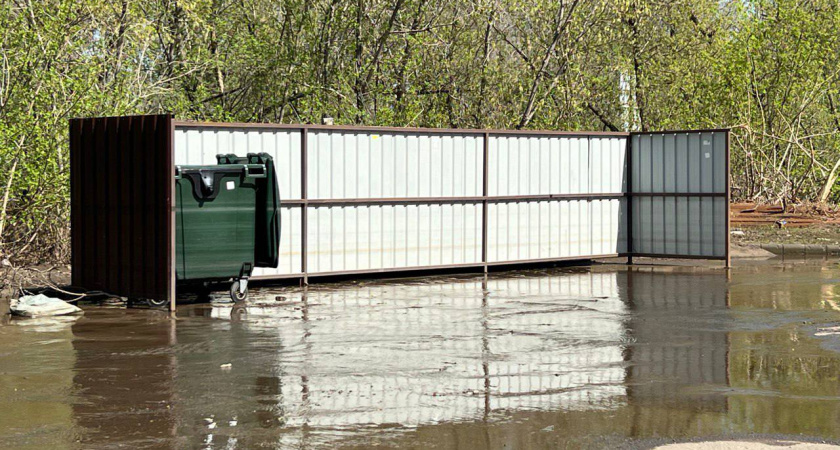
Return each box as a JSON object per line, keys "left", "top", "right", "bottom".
{"left": 230, "top": 280, "right": 248, "bottom": 302}
{"left": 147, "top": 298, "right": 170, "bottom": 309}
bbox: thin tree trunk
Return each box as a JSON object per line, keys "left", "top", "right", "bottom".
{"left": 819, "top": 156, "right": 840, "bottom": 203}
{"left": 0, "top": 156, "right": 19, "bottom": 256}
{"left": 476, "top": 5, "right": 495, "bottom": 127}
{"left": 517, "top": 0, "right": 579, "bottom": 129}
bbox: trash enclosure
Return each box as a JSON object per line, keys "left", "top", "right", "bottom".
{"left": 70, "top": 115, "right": 730, "bottom": 308}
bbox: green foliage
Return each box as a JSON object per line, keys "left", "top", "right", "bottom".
{"left": 2, "top": 0, "right": 840, "bottom": 262}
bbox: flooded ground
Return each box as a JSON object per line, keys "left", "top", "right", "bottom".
{"left": 2, "top": 259, "right": 840, "bottom": 449}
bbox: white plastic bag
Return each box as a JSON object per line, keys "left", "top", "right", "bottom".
{"left": 10, "top": 294, "right": 83, "bottom": 318}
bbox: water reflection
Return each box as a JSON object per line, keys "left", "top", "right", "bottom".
{"left": 3, "top": 262, "right": 840, "bottom": 448}
{"left": 195, "top": 268, "right": 733, "bottom": 446}
{"left": 70, "top": 310, "right": 177, "bottom": 447}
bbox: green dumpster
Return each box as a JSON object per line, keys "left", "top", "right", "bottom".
{"left": 173, "top": 153, "right": 280, "bottom": 303}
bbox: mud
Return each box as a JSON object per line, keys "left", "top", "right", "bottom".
{"left": 3, "top": 259, "right": 840, "bottom": 449}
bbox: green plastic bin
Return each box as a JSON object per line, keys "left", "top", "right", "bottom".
{"left": 174, "top": 153, "right": 280, "bottom": 303}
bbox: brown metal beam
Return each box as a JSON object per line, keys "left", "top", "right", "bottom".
{"left": 630, "top": 128, "right": 731, "bottom": 136}
{"left": 279, "top": 193, "right": 628, "bottom": 207}
{"left": 250, "top": 254, "right": 623, "bottom": 281}
{"left": 630, "top": 192, "right": 726, "bottom": 197}
{"left": 278, "top": 192, "right": 725, "bottom": 207}
{"left": 624, "top": 252, "right": 728, "bottom": 261}
{"left": 174, "top": 120, "right": 629, "bottom": 138}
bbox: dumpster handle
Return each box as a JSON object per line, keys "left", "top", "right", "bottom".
{"left": 244, "top": 164, "right": 267, "bottom": 178}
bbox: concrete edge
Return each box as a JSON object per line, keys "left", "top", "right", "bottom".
{"left": 758, "top": 243, "right": 840, "bottom": 257}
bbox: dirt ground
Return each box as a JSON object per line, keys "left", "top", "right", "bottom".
{"left": 730, "top": 203, "right": 840, "bottom": 247}
{"left": 731, "top": 224, "right": 840, "bottom": 246}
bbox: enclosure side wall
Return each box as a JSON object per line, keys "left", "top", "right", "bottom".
{"left": 70, "top": 114, "right": 174, "bottom": 301}
{"left": 174, "top": 124, "right": 628, "bottom": 278}
{"left": 629, "top": 130, "right": 729, "bottom": 260}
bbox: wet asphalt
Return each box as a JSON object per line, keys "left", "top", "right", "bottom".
{"left": 2, "top": 258, "right": 840, "bottom": 449}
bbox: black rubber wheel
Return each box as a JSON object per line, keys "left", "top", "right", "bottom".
{"left": 230, "top": 281, "right": 248, "bottom": 302}
{"left": 147, "top": 297, "right": 170, "bottom": 308}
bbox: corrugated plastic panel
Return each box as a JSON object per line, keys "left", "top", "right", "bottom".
{"left": 488, "top": 135, "right": 626, "bottom": 195}
{"left": 631, "top": 131, "right": 725, "bottom": 194}
{"left": 487, "top": 199, "right": 627, "bottom": 262}
{"left": 308, "top": 130, "right": 482, "bottom": 199}
{"left": 174, "top": 126, "right": 303, "bottom": 200}
{"left": 306, "top": 204, "right": 482, "bottom": 273}
{"left": 632, "top": 196, "right": 726, "bottom": 256}
{"left": 252, "top": 206, "right": 303, "bottom": 276}
{"left": 631, "top": 131, "right": 727, "bottom": 258}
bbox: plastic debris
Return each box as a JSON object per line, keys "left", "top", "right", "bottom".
{"left": 220, "top": 363, "right": 232, "bottom": 370}
{"left": 816, "top": 326, "right": 840, "bottom": 337}
{"left": 10, "top": 294, "right": 82, "bottom": 318}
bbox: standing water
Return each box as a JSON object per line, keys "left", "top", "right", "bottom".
{"left": 2, "top": 259, "right": 840, "bottom": 449}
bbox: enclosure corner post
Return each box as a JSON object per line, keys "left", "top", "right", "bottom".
{"left": 168, "top": 114, "right": 177, "bottom": 312}
{"left": 482, "top": 132, "right": 489, "bottom": 274}
{"left": 301, "top": 126, "right": 309, "bottom": 286}
{"left": 725, "top": 129, "right": 731, "bottom": 269}
{"left": 626, "top": 133, "right": 634, "bottom": 265}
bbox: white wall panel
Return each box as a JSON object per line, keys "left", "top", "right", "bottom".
{"left": 488, "top": 199, "right": 627, "bottom": 262}
{"left": 306, "top": 204, "right": 482, "bottom": 273}
{"left": 489, "top": 135, "right": 625, "bottom": 196}
{"left": 308, "top": 131, "right": 482, "bottom": 199}
{"left": 252, "top": 206, "right": 303, "bottom": 276}
{"left": 175, "top": 127, "right": 303, "bottom": 200}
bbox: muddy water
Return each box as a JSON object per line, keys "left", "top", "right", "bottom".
{"left": 2, "top": 260, "right": 840, "bottom": 449}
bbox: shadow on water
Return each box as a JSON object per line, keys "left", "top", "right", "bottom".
{"left": 2, "top": 259, "right": 840, "bottom": 448}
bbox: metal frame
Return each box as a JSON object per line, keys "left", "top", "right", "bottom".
{"left": 172, "top": 122, "right": 731, "bottom": 284}
{"left": 627, "top": 129, "right": 731, "bottom": 268}
{"left": 173, "top": 119, "right": 629, "bottom": 137}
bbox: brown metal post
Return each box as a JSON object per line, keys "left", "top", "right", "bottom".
{"left": 626, "top": 134, "right": 634, "bottom": 265}
{"left": 301, "top": 126, "right": 309, "bottom": 285}
{"left": 482, "top": 132, "right": 489, "bottom": 273}
{"left": 168, "top": 115, "right": 177, "bottom": 312}
{"left": 725, "top": 130, "right": 731, "bottom": 269}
